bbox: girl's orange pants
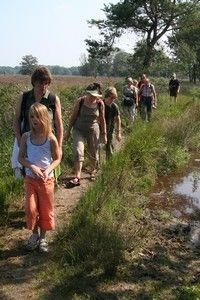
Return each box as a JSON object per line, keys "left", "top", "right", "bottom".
{"left": 25, "top": 176, "right": 55, "bottom": 231}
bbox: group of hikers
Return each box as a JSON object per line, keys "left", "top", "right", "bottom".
{"left": 122, "top": 72, "right": 180, "bottom": 123}
{"left": 11, "top": 66, "right": 180, "bottom": 253}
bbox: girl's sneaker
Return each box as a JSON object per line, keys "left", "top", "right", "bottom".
{"left": 25, "top": 233, "right": 39, "bottom": 250}
{"left": 39, "top": 239, "right": 49, "bottom": 253}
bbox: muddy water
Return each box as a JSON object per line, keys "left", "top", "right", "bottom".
{"left": 149, "top": 156, "right": 200, "bottom": 246}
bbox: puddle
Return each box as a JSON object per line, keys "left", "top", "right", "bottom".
{"left": 149, "top": 156, "right": 200, "bottom": 247}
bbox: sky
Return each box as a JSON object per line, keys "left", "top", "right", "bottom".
{"left": 0, "top": 0, "right": 137, "bottom": 68}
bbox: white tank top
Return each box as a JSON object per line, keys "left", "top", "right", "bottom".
{"left": 25, "top": 132, "right": 53, "bottom": 178}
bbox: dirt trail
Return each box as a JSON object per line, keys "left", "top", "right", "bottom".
{"left": 0, "top": 172, "right": 93, "bottom": 300}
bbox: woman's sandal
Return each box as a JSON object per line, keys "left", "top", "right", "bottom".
{"left": 66, "top": 177, "right": 80, "bottom": 188}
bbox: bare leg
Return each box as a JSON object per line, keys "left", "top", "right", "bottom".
{"left": 74, "top": 160, "right": 83, "bottom": 179}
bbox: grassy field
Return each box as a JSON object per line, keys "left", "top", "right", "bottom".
{"left": 1, "top": 75, "right": 200, "bottom": 298}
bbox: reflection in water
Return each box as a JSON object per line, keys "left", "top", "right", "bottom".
{"left": 150, "top": 160, "right": 200, "bottom": 246}
{"left": 173, "top": 171, "right": 200, "bottom": 212}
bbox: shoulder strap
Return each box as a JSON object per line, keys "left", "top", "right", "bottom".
{"left": 77, "top": 97, "right": 84, "bottom": 116}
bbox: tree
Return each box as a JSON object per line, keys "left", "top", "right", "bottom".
{"left": 86, "top": 0, "right": 199, "bottom": 71}
{"left": 168, "top": 11, "right": 200, "bottom": 83}
{"left": 20, "top": 55, "right": 38, "bottom": 75}
{"left": 112, "top": 51, "right": 132, "bottom": 77}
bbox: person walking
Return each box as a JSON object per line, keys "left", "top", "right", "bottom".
{"left": 13, "top": 66, "right": 63, "bottom": 181}
{"left": 139, "top": 77, "right": 157, "bottom": 122}
{"left": 65, "top": 82, "right": 107, "bottom": 187}
{"left": 18, "top": 103, "right": 61, "bottom": 252}
{"left": 103, "top": 87, "right": 122, "bottom": 160}
{"left": 122, "top": 77, "right": 138, "bottom": 123}
{"left": 169, "top": 73, "right": 180, "bottom": 103}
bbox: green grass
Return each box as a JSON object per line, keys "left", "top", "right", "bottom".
{"left": 1, "top": 79, "right": 200, "bottom": 298}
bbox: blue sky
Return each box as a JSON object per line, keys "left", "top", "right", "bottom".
{"left": 0, "top": 0, "right": 136, "bottom": 67}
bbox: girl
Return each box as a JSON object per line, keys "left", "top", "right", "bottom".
{"left": 18, "top": 103, "right": 61, "bottom": 252}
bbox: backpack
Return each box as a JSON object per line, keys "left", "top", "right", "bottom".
{"left": 20, "top": 90, "right": 56, "bottom": 134}
{"left": 123, "top": 86, "right": 136, "bottom": 107}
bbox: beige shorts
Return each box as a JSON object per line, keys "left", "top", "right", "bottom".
{"left": 72, "top": 128, "right": 100, "bottom": 162}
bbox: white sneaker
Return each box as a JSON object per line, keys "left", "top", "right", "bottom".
{"left": 25, "top": 233, "right": 39, "bottom": 250}
{"left": 39, "top": 239, "right": 49, "bottom": 253}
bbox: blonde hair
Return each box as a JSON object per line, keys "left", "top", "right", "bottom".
{"left": 132, "top": 79, "right": 138, "bottom": 86}
{"left": 104, "top": 86, "right": 118, "bottom": 98}
{"left": 29, "top": 103, "right": 52, "bottom": 137}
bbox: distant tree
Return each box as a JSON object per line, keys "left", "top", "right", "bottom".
{"left": 20, "top": 55, "right": 38, "bottom": 75}
{"left": 168, "top": 11, "right": 200, "bottom": 83}
{"left": 86, "top": 0, "right": 199, "bottom": 72}
{"left": 112, "top": 51, "right": 132, "bottom": 77}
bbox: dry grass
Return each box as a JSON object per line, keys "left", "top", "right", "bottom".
{"left": 0, "top": 74, "right": 122, "bottom": 89}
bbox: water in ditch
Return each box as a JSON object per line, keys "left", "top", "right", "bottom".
{"left": 149, "top": 156, "right": 200, "bottom": 247}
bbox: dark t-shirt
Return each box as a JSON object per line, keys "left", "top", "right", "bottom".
{"left": 169, "top": 79, "right": 180, "bottom": 92}
{"left": 104, "top": 102, "right": 120, "bottom": 135}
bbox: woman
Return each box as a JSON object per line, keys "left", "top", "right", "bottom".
{"left": 13, "top": 66, "right": 63, "bottom": 181}
{"left": 139, "top": 77, "right": 157, "bottom": 122}
{"left": 169, "top": 73, "right": 180, "bottom": 103}
{"left": 122, "top": 77, "right": 138, "bottom": 122}
{"left": 65, "top": 83, "right": 107, "bottom": 187}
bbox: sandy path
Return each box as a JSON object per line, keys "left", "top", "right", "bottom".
{"left": 0, "top": 172, "right": 92, "bottom": 300}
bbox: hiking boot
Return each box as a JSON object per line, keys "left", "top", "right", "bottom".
{"left": 24, "top": 233, "right": 39, "bottom": 251}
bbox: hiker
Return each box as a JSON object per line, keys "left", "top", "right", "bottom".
{"left": 12, "top": 66, "right": 63, "bottom": 181}
{"left": 122, "top": 77, "right": 138, "bottom": 123}
{"left": 138, "top": 74, "right": 147, "bottom": 89}
{"left": 103, "top": 86, "right": 122, "bottom": 160}
{"left": 65, "top": 82, "right": 107, "bottom": 187}
{"left": 169, "top": 73, "right": 180, "bottom": 103}
{"left": 18, "top": 103, "right": 61, "bottom": 252}
{"left": 139, "top": 77, "right": 157, "bottom": 122}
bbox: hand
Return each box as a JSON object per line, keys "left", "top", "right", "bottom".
{"left": 102, "top": 133, "right": 107, "bottom": 144}
{"left": 31, "top": 165, "right": 45, "bottom": 179}
{"left": 42, "top": 169, "right": 50, "bottom": 182}
{"left": 116, "top": 132, "right": 122, "bottom": 142}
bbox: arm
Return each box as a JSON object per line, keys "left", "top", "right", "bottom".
{"left": 65, "top": 98, "right": 82, "bottom": 141}
{"left": 54, "top": 95, "right": 64, "bottom": 152}
{"left": 13, "top": 93, "right": 23, "bottom": 147}
{"left": 114, "top": 115, "right": 122, "bottom": 142}
{"left": 152, "top": 85, "right": 157, "bottom": 106}
{"left": 43, "top": 134, "right": 61, "bottom": 180}
{"left": 177, "top": 81, "right": 180, "bottom": 93}
{"left": 99, "top": 100, "right": 107, "bottom": 144}
{"left": 135, "top": 88, "right": 139, "bottom": 106}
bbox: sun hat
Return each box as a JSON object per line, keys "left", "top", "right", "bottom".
{"left": 86, "top": 89, "right": 102, "bottom": 97}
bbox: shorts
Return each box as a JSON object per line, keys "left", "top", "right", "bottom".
{"left": 72, "top": 127, "right": 100, "bottom": 162}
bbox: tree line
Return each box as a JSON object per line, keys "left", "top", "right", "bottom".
{"left": 2, "top": 1, "right": 200, "bottom": 82}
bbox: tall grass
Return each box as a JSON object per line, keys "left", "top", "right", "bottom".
{"left": 43, "top": 84, "right": 200, "bottom": 298}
